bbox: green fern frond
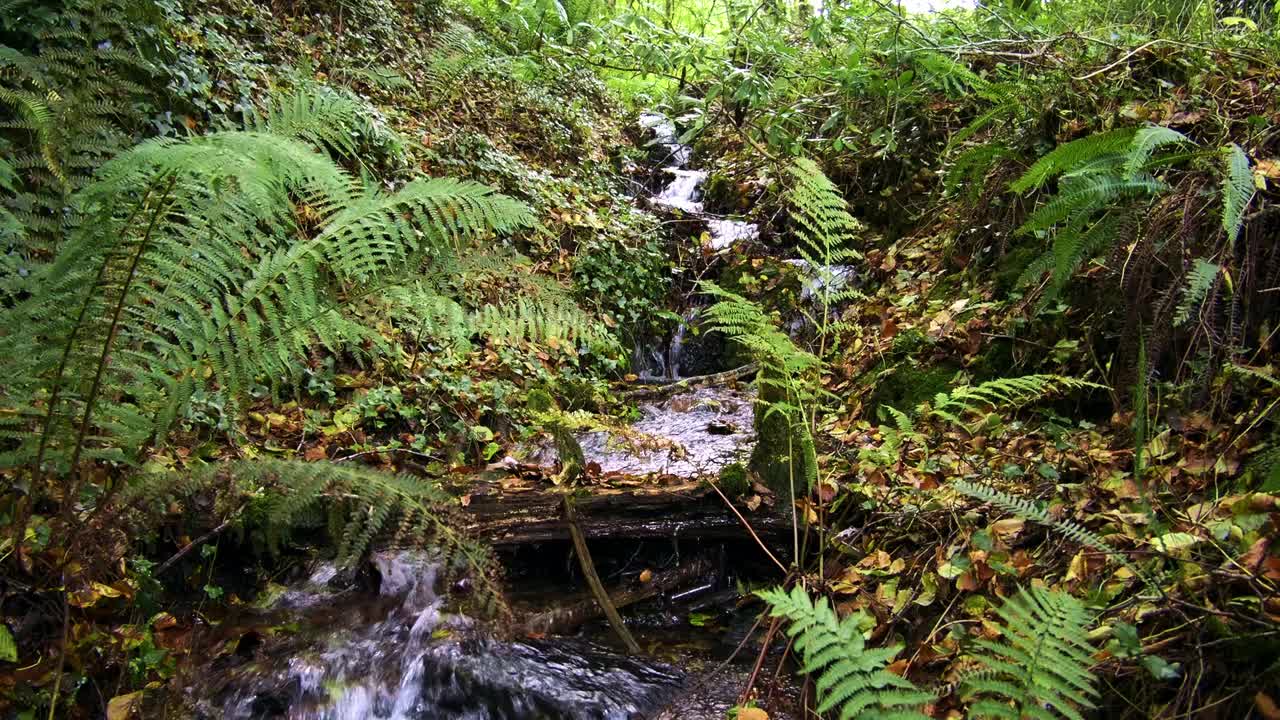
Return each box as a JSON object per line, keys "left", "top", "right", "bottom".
{"left": 945, "top": 142, "right": 1010, "bottom": 200}
{"left": 0, "top": 100, "right": 531, "bottom": 480}
{"left": 1124, "top": 125, "right": 1190, "bottom": 178}
{"left": 245, "top": 85, "right": 367, "bottom": 159}
{"left": 926, "top": 375, "right": 1104, "bottom": 421}
{"left": 788, "top": 157, "right": 863, "bottom": 270}
{"left": 1011, "top": 128, "right": 1137, "bottom": 194}
{"left": 951, "top": 481, "right": 1143, "bottom": 582}
{"left": 1016, "top": 175, "right": 1164, "bottom": 235}
{"left": 962, "top": 586, "right": 1098, "bottom": 720}
{"left": 759, "top": 585, "right": 932, "bottom": 720}
{"left": 125, "top": 459, "right": 505, "bottom": 614}
{"left": 700, "top": 282, "right": 821, "bottom": 383}
{"left": 1174, "top": 258, "right": 1220, "bottom": 326}
{"left": 1221, "top": 144, "right": 1254, "bottom": 243}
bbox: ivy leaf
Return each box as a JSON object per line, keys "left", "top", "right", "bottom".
{"left": 1142, "top": 654, "right": 1183, "bottom": 680}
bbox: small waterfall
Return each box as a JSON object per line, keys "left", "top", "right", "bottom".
{"left": 784, "top": 258, "right": 857, "bottom": 301}
{"left": 199, "top": 551, "right": 681, "bottom": 719}
{"left": 638, "top": 112, "right": 758, "bottom": 254}
{"left": 655, "top": 169, "right": 708, "bottom": 212}
{"left": 638, "top": 111, "right": 690, "bottom": 167}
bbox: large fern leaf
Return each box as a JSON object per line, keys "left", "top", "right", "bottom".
{"left": 1010, "top": 128, "right": 1137, "bottom": 194}
{"left": 759, "top": 585, "right": 932, "bottom": 720}
{"left": 1221, "top": 144, "right": 1254, "bottom": 243}
{"left": 1173, "top": 258, "right": 1220, "bottom": 326}
{"left": 1016, "top": 175, "right": 1165, "bottom": 235}
{"left": 962, "top": 587, "right": 1099, "bottom": 720}
{"left": 1123, "top": 125, "right": 1190, "bottom": 178}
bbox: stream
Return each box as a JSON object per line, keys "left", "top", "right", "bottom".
{"left": 182, "top": 113, "right": 798, "bottom": 720}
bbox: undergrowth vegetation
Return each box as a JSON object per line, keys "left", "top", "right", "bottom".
{"left": 1, "top": 0, "right": 1279, "bottom": 717}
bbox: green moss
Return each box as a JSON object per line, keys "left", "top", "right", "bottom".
{"left": 526, "top": 388, "right": 555, "bottom": 413}
{"left": 717, "top": 462, "right": 750, "bottom": 497}
{"left": 867, "top": 361, "right": 958, "bottom": 419}
{"left": 749, "top": 366, "right": 817, "bottom": 500}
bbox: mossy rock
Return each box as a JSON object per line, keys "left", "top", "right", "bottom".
{"left": 748, "top": 367, "right": 817, "bottom": 500}
{"left": 866, "top": 361, "right": 959, "bottom": 420}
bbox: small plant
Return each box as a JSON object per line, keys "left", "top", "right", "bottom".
{"left": 960, "top": 586, "right": 1099, "bottom": 720}
{"left": 758, "top": 585, "right": 932, "bottom": 719}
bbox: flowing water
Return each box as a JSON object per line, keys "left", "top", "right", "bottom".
{"left": 527, "top": 384, "right": 757, "bottom": 478}
{"left": 184, "top": 111, "right": 815, "bottom": 720}
{"left": 193, "top": 552, "right": 684, "bottom": 720}
{"left": 639, "top": 112, "right": 757, "bottom": 254}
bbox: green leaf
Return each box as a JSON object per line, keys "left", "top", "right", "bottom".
{"left": 1141, "top": 654, "right": 1182, "bottom": 680}
{"left": 0, "top": 625, "right": 16, "bottom": 663}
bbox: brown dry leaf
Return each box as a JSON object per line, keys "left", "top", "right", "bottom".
{"left": 859, "top": 550, "right": 893, "bottom": 569}
{"left": 1238, "top": 538, "right": 1270, "bottom": 572}
{"left": 991, "top": 518, "right": 1025, "bottom": 541}
{"left": 885, "top": 659, "right": 910, "bottom": 676}
{"left": 955, "top": 571, "right": 978, "bottom": 591}
{"left": 1255, "top": 158, "right": 1280, "bottom": 180}
{"left": 745, "top": 494, "right": 762, "bottom": 511}
{"left": 1257, "top": 692, "right": 1280, "bottom": 720}
{"left": 303, "top": 445, "right": 328, "bottom": 461}
{"left": 817, "top": 480, "right": 839, "bottom": 503}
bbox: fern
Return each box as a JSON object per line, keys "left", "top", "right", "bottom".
{"left": 474, "top": 296, "right": 615, "bottom": 351}
{"left": 1221, "top": 143, "right": 1254, "bottom": 243}
{"left": 1010, "top": 128, "right": 1138, "bottom": 194}
{"left": 0, "top": 0, "right": 157, "bottom": 259}
{"left": 951, "top": 481, "right": 1143, "bottom": 581}
{"left": 1016, "top": 175, "right": 1165, "bottom": 235}
{"left": 926, "top": 375, "right": 1104, "bottom": 425}
{"left": 383, "top": 284, "right": 474, "bottom": 358}
{"left": 243, "top": 84, "right": 367, "bottom": 159}
{"left": 945, "top": 142, "right": 1011, "bottom": 201}
{"left": 700, "top": 282, "right": 821, "bottom": 388}
{"left": 1012, "top": 127, "right": 1189, "bottom": 298}
{"left": 0, "top": 92, "right": 532, "bottom": 509}
{"left": 788, "top": 158, "right": 863, "bottom": 322}
{"left": 1173, "top": 258, "right": 1220, "bottom": 326}
{"left": 962, "top": 586, "right": 1099, "bottom": 720}
{"left": 759, "top": 585, "right": 932, "bottom": 720}
{"left": 1123, "top": 126, "right": 1190, "bottom": 178}
{"left": 124, "top": 459, "right": 505, "bottom": 613}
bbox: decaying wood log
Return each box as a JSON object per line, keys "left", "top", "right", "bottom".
{"left": 461, "top": 479, "right": 789, "bottom": 546}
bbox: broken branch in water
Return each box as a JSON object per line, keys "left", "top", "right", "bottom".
{"left": 517, "top": 554, "right": 714, "bottom": 637}
{"left": 620, "top": 363, "right": 758, "bottom": 401}
{"left": 564, "top": 495, "right": 642, "bottom": 654}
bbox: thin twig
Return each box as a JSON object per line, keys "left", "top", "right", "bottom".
{"left": 706, "top": 479, "right": 789, "bottom": 574}
{"left": 155, "top": 506, "right": 244, "bottom": 575}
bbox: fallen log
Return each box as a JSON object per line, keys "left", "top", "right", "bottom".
{"left": 518, "top": 555, "right": 714, "bottom": 637}
{"left": 619, "top": 363, "right": 758, "bottom": 402}
{"left": 461, "top": 479, "right": 790, "bottom": 546}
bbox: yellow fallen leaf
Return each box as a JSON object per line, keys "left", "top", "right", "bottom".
{"left": 108, "top": 691, "right": 143, "bottom": 720}
{"left": 736, "top": 708, "right": 769, "bottom": 720}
